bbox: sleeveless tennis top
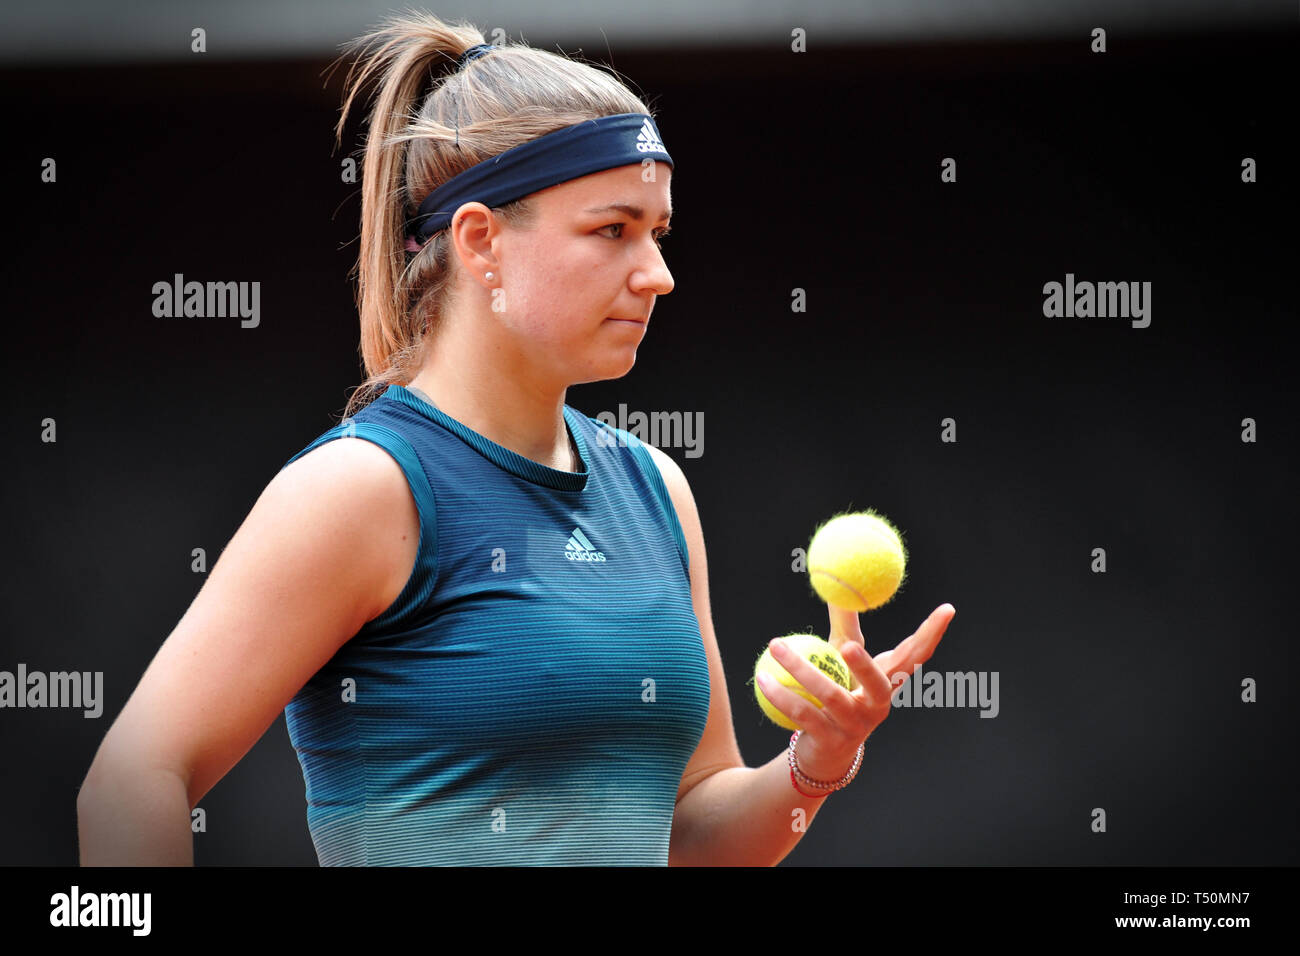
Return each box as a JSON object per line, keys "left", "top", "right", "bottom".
{"left": 279, "top": 385, "right": 710, "bottom": 865}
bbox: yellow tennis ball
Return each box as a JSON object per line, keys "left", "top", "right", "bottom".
{"left": 752, "top": 633, "right": 853, "bottom": 731}
{"left": 807, "top": 510, "right": 907, "bottom": 611}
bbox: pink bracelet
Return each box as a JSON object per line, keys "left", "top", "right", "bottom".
{"left": 787, "top": 730, "right": 864, "bottom": 796}
{"left": 790, "top": 767, "right": 828, "bottom": 798}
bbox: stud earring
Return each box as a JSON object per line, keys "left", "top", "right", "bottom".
{"left": 485, "top": 272, "right": 495, "bottom": 281}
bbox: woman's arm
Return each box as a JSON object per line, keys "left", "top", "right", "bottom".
{"left": 646, "top": 443, "right": 952, "bottom": 865}
{"left": 641, "top": 442, "right": 817, "bottom": 865}
{"left": 76, "top": 437, "right": 420, "bottom": 865}
{"left": 670, "top": 614, "right": 951, "bottom": 865}
{"left": 671, "top": 747, "right": 851, "bottom": 867}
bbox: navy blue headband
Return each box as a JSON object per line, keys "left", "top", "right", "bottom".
{"left": 405, "top": 112, "right": 673, "bottom": 246}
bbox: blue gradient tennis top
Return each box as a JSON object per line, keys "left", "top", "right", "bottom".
{"left": 280, "top": 385, "right": 710, "bottom": 866}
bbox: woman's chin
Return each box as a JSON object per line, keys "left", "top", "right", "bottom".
{"left": 574, "top": 351, "right": 637, "bottom": 385}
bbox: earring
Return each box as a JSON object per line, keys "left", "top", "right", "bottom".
{"left": 485, "top": 272, "right": 495, "bottom": 281}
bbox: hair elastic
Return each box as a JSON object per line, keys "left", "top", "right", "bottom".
{"left": 456, "top": 43, "right": 494, "bottom": 69}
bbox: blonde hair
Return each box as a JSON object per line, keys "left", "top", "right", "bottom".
{"left": 333, "top": 10, "right": 656, "bottom": 419}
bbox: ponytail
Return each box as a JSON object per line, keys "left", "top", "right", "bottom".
{"left": 332, "top": 11, "right": 655, "bottom": 420}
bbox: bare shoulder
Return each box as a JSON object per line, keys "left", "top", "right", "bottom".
{"left": 277, "top": 434, "right": 419, "bottom": 536}
{"left": 639, "top": 442, "right": 700, "bottom": 545}
{"left": 280, "top": 431, "right": 407, "bottom": 490}
{"left": 80, "top": 431, "right": 423, "bottom": 811}
{"left": 641, "top": 441, "right": 690, "bottom": 500}
{"left": 277, "top": 435, "right": 421, "bottom": 620}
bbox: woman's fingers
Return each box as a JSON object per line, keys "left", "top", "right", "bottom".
{"left": 827, "top": 604, "right": 865, "bottom": 652}
{"left": 754, "top": 663, "right": 837, "bottom": 735}
{"left": 876, "top": 604, "right": 956, "bottom": 683}
{"left": 769, "top": 637, "right": 890, "bottom": 726}
{"left": 768, "top": 638, "right": 851, "bottom": 702}
{"left": 763, "top": 604, "right": 956, "bottom": 732}
{"left": 837, "top": 640, "right": 894, "bottom": 705}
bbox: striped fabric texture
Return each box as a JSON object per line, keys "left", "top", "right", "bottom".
{"left": 279, "top": 385, "right": 710, "bottom": 865}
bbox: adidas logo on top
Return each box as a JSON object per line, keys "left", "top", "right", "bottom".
{"left": 635, "top": 119, "right": 665, "bottom": 154}
{"left": 565, "top": 526, "right": 607, "bottom": 562}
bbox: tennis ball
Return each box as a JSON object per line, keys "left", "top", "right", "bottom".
{"left": 752, "top": 633, "right": 853, "bottom": 731}
{"left": 807, "top": 510, "right": 907, "bottom": 611}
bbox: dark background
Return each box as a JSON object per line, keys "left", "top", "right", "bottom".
{"left": 1, "top": 22, "right": 1296, "bottom": 865}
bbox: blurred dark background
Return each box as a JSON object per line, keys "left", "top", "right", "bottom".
{"left": 1, "top": 1, "right": 1297, "bottom": 865}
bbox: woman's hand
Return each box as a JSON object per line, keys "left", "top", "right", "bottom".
{"left": 758, "top": 602, "right": 956, "bottom": 786}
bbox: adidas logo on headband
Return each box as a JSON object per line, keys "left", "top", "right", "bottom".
{"left": 636, "top": 118, "right": 666, "bottom": 154}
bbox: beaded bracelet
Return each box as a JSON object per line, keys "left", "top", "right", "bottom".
{"left": 787, "top": 730, "right": 864, "bottom": 797}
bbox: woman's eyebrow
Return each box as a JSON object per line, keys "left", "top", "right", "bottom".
{"left": 583, "top": 202, "right": 673, "bottom": 222}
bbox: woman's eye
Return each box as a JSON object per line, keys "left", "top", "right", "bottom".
{"left": 601, "top": 223, "right": 672, "bottom": 246}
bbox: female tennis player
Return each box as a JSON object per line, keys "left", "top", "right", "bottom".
{"left": 76, "top": 12, "right": 954, "bottom": 866}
